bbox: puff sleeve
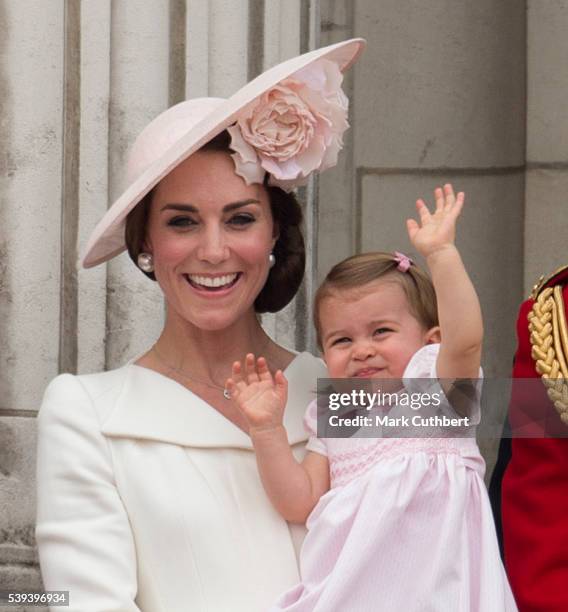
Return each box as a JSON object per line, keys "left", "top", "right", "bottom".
{"left": 36, "top": 374, "right": 141, "bottom": 612}
{"left": 303, "top": 399, "right": 328, "bottom": 456}
{"left": 403, "top": 343, "right": 483, "bottom": 425}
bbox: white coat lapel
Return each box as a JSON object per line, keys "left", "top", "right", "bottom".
{"left": 101, "top": 352, "right": 326, "bottom": 449}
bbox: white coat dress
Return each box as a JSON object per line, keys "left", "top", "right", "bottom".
{"left": 36, "top": 352, "right": 326, "bottom": 612}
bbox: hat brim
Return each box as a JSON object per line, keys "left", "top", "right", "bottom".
{"left": 82, "top": 38, "right": 366, "bottom": 268}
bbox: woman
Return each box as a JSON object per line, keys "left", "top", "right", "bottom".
{"left": 36, "top": 39, "right": 365, "bottom": 612}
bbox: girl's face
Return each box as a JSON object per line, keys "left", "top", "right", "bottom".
{"left": 319, "top": 279, "right": 439, "bottom": 379}
{"left": 144, "top": 150, "right": 277, "bottom": 331}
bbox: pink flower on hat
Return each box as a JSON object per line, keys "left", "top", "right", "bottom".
{"left": 228, "top": 59, "right": 349, "bottom": 192}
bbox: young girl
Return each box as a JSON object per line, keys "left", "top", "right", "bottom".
{"left": 226, "top": 185, "right": 517, "bottom": 611}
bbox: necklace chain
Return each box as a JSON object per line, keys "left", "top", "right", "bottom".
{"left": 151, "top": 337, "right": 273, "bottom": 401}
{"left": 152, "top": 345, "right": 232, "bottom": 399}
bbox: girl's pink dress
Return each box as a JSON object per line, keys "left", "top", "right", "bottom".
{"left": 271, "top": 344, "right": 517, "bottom": 611}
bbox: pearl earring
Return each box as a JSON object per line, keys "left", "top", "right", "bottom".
{"left": 268, "top": 252, "right": 276, "bottom": 268}
{"left": 137, "top": 252, "right": 154, "bottom": 273}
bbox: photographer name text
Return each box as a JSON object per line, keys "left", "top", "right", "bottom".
{"left": 328, "top": 414, "right": 471, "bottom": 428}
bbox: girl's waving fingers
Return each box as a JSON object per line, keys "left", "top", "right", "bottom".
{"left": 408, "top": 185, "right": 466, "bottom": 257}
{"left": 407, "top": 198, "right": 432, "bottom": 242}
{"left": 416, "top": 198, "right": 432, "bottom": 223}
{"left": 256, "top": 356, "right": 274, "bottom": 383}
{"left": 406, "top": 217, "right": 420, "bottom": 242}
{"left": 453, "top": 190, "right": 465, "bottom": 216}
{"left": 274, "top": 369, "right": 289, "bottom": 405}
{"left": 228, "top": 360, "right": 247, "bottom": 395}
{"left": 435, "top": 187, "right": 445, "bottom": 212}
{"left": 442, "top": 184, "right": 466, "bottom": 218}
{"left": 244, "top": 353, "right": 260, "bottom": 383}
{"left": 442, "top": 184, "right": 456, "bottom": 210}
{"left": 231, "top": 360, "right": 243, "bottom": 384}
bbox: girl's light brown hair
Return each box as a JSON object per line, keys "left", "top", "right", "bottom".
{"left": 313, "top": 252, "right": 438, "bottom": 350}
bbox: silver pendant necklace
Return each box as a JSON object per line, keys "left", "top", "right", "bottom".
{"left": 152, "top": 345, "right": 232, "bottom": 400}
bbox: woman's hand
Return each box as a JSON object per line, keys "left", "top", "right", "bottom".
{"left": 226, "top": 354, "right": 288, "bottom": 435}
{"left": 406, "top": 183, "right": 464, "bottom": 260}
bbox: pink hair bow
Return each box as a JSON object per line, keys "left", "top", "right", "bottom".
{"left": 393, "top": 251, "right": 413, "bottom": 272}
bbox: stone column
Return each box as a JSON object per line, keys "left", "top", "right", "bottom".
{"left": 76, "top": 0, "right": 112, "bottom": 374}
{"left": 0, "top": 0, "right": 65, "bottom": 597}
{"left": 104, "top": 0, "right": 171, "bottom": 369}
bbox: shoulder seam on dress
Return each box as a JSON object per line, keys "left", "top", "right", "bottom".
{"left": 72, "top": 375, "right": 121, "bottom": 483}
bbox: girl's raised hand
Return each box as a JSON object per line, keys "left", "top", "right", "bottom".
{"left": 406, "top": 184, "right": 465, "bottom": 259}
{"left": 225, "top": 354, "right": 288, "bottom": 434}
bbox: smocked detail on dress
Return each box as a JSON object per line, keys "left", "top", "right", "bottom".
{"left": 329, "top": 438, "right": 463, "bottom": 487}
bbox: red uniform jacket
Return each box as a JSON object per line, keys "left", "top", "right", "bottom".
{"left": 502, "top": 277, "right": 568, "bottom": 611}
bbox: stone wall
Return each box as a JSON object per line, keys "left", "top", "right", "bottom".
{"left": 318, "top": 0, "right": 527, "bottom": 479}
{"left": 525, "top": 1, "right": 568, "bottom": 289}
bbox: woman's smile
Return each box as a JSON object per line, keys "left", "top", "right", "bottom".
{"left": 183, "top": 272, "right": 242, "bottom": 295}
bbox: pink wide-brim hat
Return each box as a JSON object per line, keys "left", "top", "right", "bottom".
{"left": 81, "top": 38, "right": 365, "bottom": 269}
